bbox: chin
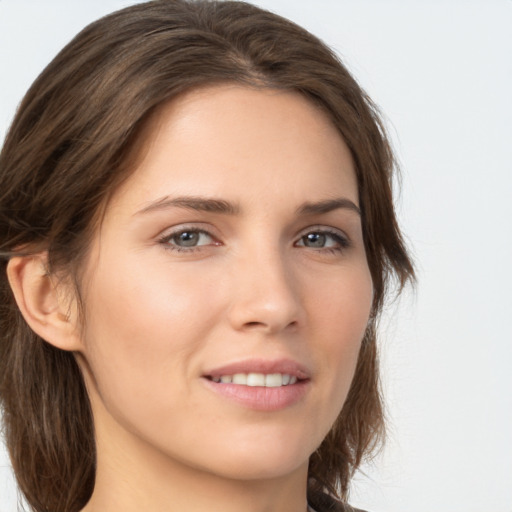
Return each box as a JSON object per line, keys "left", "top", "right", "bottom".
{"left": 182, "top": 430, "right": 317, "bottom": 482}
{"left": 201, "top": 453, "right": 309, "bottom": 482}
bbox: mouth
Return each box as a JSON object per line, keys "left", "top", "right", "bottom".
{"left": 205, "top": 372, "right": 300, "bottom": 387}
{"left": 201, "top": 359, "right": 310, "bottom": 411}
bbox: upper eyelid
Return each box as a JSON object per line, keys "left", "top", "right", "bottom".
{"left": 156, "top": 223, "right": 350, "bottom": 243}
{"left": 158, "top": 227, "right": 219, "bottom": 252}
{"left": 157, "top": 223, "right": 218, "bottom": 239}
{"left": 295, "top": 225, "right": 349, "bottom": 239}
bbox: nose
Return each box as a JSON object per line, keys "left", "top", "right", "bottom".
{"left": 227, "top": 248, "right": 303, "bottom": 335}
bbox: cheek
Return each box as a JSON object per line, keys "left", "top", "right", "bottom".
{"left": 310, "top": 263, "right": 373, "bottom": 401}
{"left": 78, "top": 253, "right": 221, "bottom": 419}
{"left": 313, "top": 260, "right": 372, "bottom": 338}
{"left": 84, "top": 249, "right": 218, "bottom": 349}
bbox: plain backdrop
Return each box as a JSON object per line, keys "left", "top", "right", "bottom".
{"left": 1, "top": 1, "right": 511, "bottom": 511}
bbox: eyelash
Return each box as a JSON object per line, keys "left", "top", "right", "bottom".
{"left": 158, "top": 227, "right": 218, "bottom": 253}
{"left": 295, "top": 228, "right": 350, "bottom": 254}
{"left": 158, "top": 226, "right": 350, "bottom": 254}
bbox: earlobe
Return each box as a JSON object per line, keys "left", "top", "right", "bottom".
{"left": 6, "top": 253, "right": 83, "bottom": 352}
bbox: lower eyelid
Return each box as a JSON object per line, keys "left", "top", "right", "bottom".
{"left": 296, "top": 229, "right": 350, "bottom": 247}
{"left": 159, "top": 228, "right": 216, "bottom": 247}
{"left": 158, "top": 226, "right": 350, "bottom": 251}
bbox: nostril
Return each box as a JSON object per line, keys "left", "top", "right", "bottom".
{"left": 242, "top": 319, "right": 299, "bottom": 332}
{"left": 244, "top": 321, "right": 265, "bottom": 328}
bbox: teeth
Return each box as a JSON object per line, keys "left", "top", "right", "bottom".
{"left": 247, "top": 373, "right": 265, "bottom": 386}
{"left": 210, "top": 373, "right": 299, "bottom": 387}
{"left": 265, "top": 373, "right": 283, "bottom": 387}
{"left": 232, "top": 373, "right": 247, "bottom": 385}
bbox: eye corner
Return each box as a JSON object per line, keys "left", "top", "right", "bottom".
{"left": 294, "top": 226, "right": 351, "bottom": 253}
{"left": 157, "top": 225, "right": 221, "bottom": 253}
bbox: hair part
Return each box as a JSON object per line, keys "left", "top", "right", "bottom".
{"left": 0, "top": 1, "right": 414, "bottom": 511}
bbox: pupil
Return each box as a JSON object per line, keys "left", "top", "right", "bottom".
{"left": 306, "top": 233, "right": 325, "bottom": 247}
{"left": 176, "top": 231, "right": 199, "bottom": 246}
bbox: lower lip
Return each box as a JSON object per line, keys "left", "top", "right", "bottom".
{"left": 202, "top": 379, "right": 309, "bottom": 411}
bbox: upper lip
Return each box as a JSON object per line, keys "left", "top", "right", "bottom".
{"left": 203, "top": 358, "right": 310, "bottom": 380}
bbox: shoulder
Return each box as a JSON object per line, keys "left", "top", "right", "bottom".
{"left": 309, "top": 492, "right": 369, "bottom": 512}
{"left": 313, "top": 503, "right": 368, "bottom": 512}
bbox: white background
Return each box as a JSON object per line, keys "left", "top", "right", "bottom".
{"left": 1, "top": 1, "right": 511, "bottom": 511}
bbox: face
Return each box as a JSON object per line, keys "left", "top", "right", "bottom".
{"left": 76, "top": 85, "right": 373, "bottom": 482}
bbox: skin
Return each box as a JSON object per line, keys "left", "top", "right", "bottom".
{"left": 9, "top": 85, "right": 374, "bottom": 512}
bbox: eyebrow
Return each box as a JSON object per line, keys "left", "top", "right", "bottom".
{"left": 297, "top": 198, "right": 361, "bottom": 216}
{"left": 136, "top": 195, "right": 240, "bottom": 216}
{"left": 135, "top": 195, "right": 360, "bottom": 217}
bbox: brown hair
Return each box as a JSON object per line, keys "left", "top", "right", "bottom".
{"left": 0, "top": 1, "right": 414, "bottom": 511}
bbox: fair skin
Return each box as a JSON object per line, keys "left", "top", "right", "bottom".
{"left": 8, "top": 85, "right": 373, "bottom": 512}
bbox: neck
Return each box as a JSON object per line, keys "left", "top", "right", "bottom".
{"left": 81, "top": 406, "right": 309, "bottom": 512}
{"left": 83, "top": 451, "right": 309, "bottom": 512}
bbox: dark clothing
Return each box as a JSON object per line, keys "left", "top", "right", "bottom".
{"left": 309, "top": 492, "right": 367, "bottom": 512}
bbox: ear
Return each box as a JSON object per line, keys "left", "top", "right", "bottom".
{"left": 6, "top": 253, "right": 83, "bottom": 352}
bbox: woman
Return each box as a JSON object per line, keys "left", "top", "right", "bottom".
{"left": 0, "top": 1, "right": 414, "bottom": 511}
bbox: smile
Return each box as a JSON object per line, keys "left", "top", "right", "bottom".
{"left": 209, "top": 373, "right": 299, "bottom": 387}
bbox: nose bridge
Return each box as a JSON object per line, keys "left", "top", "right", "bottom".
{"left": 228, "top": 238, "right": 302, "bottom": 333}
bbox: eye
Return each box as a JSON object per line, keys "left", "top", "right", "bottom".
{"left": 159, "top": 228, "right": 218, "bottom": 251}
{"left": 295, "top": 229, "right": 349, "bottom": 252}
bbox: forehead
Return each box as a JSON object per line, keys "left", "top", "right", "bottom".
{"left": 109, "top": 84, "right": 358, "bottom": 214}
